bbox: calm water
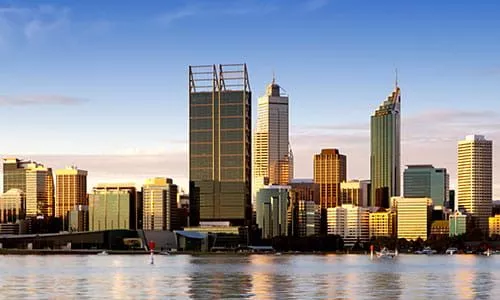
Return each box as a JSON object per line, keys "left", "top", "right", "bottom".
{"left": 0, "top": 254, "right": 498, "bottom": 299}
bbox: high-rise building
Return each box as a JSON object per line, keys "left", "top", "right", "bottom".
{"left": 369, "top": 209, "right": 396, "bottom": 238}
{"left": 449, "top": 211, "right": 467, "bottom": 236}
{"left": 370, "top": 85, "right": 401, "bottom": 208}
{"left": 313, "top": 149, "right": 347, "bottom": 209}
{"left": 0, "top": 189, "right": 25, "bottom": 223}
{"left": 89, "top": 183, "right": 137, "bottom": 231}
{"left": 296, "top": 200, "right": 320, "bottom": 237}
{"left": 457, "top": 135, "right": 493, "bottom": 234}
{"left": 142, "top": 178, "right": 178, "bottom": 231}
{"left": 55, "top": 166, "right": 88, "bottom": 229}
{"left": 3, "top": 158, "right": 30, "bottom": 193}
{"left": 327, "top": 204, "right": 370, "bottom": 246}
{"left": 288, "top": 181, "right": 320, "bottom": 237}
{"left": 189, "top": 64, "right": 252, "bottom": 226}
{"left": 253, "top": 77, "right": 292, "bottom": 205}
{"left": 449, "top": 190, "right": 456, "bottom": 211}
{"left": 289, "top": 180, "right": 320, "bottom": 205}
{"left": 256, "top": 186, "right": 289, "bottom": 239}
{"left": 340, "top": 180, "right": 370, "bottom": 207}
{"left": 395, "top": 197, "right": 432, "bottom": 241}
{"left": 68, "top": 205, "right": 89, "bottom": 232}
{"left": 488, "top": 215, "right": 500, "bottom": 237}
{"left": 403, "top": 165, "right": 449, "bottom": 207}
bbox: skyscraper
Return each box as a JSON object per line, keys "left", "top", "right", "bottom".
{"left": 340, "top": 180, "right": 370, "bottom": 207}
{"left": 189, "top": 64, "right": 252, "bottom": 226}
{"left": 142, "top": 178, "right": 178, "bottom": 231}
{"left": 256, "top": 185, "right": 289, "bottom": 238}
{"left": 313, "top": 149, "right": 346, "bottom": 208}
{"left": 55, "top": 166, "right": 87, "bottom": 229}
{"left": 457, "top": 135, "right": 493, "bottom": 233}
{"left": 253, "top": 77, "right": 292, "bottom": 205}
{"left": 403, "top": 165, "right": 449, "bottom": 207}
{"left": 3, "top": 158, "right": 30, "bottom": 193}
{"left": 0, "top": 189, "right": 25, "bottom": 223}
{"left": 370, "top": 85, "right": 401, "bottom": 208}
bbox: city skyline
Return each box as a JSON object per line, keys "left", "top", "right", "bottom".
{"left": 0, "top": 1, "right": 499, "bottom": 198}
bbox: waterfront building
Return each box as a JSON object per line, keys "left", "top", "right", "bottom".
{"left": 288, "top": 181, "right": 321, "bottom": 237}
{"left": 404, "top": 165, "right": 449, "bottom": 207}
{"left": 3, "top": 158, "right": 30, "bottom": 192}
{"left": 313, "top": 149, "right": 346, "bottom": 208}
{"left": 0, "top": 189, "right": 25, "bottom": 223}
{"left": 488, "top": 215, "right": 500, "bottom": 237}
{"left": 457, "top": 135, "right": 493, "bottom": 234}
{"left": 370, "top": 85, "right": 401, "bottom": 208}
{"left": 369, "top": 209, "right": 396, "bottom": 238}
{"left": 327, "top": 204, "right": 370, "bottom": 246}
{"left": 89, "top": 183, "right": 137, "bottom": 231}
{"left": 55, "top": 166, "right": 87, "bottom": 229}
{"left": 340, "top": 180, "right": 370, "bottom": 207}
{"left": 449, "top": 211, "right": 467, "bottom": 236}
{"left": 289, "top": 180, "right": 320, "bottom": 205}
{"left": 189, "top": 64, "right": 252, "bottom": 227}
{"left": 253, "top": 77, "right": 292, "bottom": 207}
{"left": 295, "top": 200, "right": 320, "bottom": 237}
{"left": 430, "top": 220, "right": 449, "bottom": 237}
{"left": 395, "top": 197, "right": 432, "bottom": 241}
{"left": 68, "top": 205, "right": 89, "bottom": 232}
{"left": 256, "top": 186, "right": 289, "bottom": 239}
{"left": 142, "top": 178, "right": 178, "bottom": 231}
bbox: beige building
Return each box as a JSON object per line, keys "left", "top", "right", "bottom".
{"left": 369, "top": 210, "right": 396, "bottom": 238}
{"left": 340, "top": 180, "right": 370, "bottom": 207}
{"left": 327, "top": 204, "right": 370, "bottom": 246}
{"left": 55, "top": 166, "right": 88, "bottom": 228}
{"left": 0, "top": 189, "right": 25, "bottom": 223}
{"left": 314, "top": 149, "right": 347, "bottom": 208}
{"left": 489, "top": 215, "right": 500, "bottom": 237}
{"left": 457, "top": 135, "right": 493, "bottom": 234}
{"left": 253, "top": 78, "right": 292, "bottom": 205}
{"left": 25, "top": 163, "right": 54, "bottom": 217}
{"left": 142, "top": 178, "right": 178, "bottom": 231}
{"left": 395, "top": 197, "right": 432, "bottom": 241}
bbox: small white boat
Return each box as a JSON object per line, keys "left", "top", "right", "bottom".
{"left": 445, "top": 248, "right": 458, "bottom": 255}
{"left": 97, "top": 251, "right": 109, "bottom": 256}
{"left": 275, "top": 252, "right": 282, "bottom": 256}
{"left": 158, "top": 251, "right": 171, "bottom": 256}
{"left": 420, "top": 247, "right": 437, "bottom": 255}
{"left": 376, "top": 247, "right": 397, "bottom": 259}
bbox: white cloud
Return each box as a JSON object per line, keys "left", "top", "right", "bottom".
{"left": 304, "top": 0, "right": 331, "bottom": 11}
{"left": 0, "top": 95, "right": 86, "bottom": 106}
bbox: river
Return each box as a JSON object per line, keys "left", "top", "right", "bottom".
{"left": 0, "top": 254, "right": 497, "bottom": 299}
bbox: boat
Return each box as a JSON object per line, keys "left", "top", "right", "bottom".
{"left": 158, "top": 251, "right": 171, "bottom": 256}
{"left": 97, "top": 251, "right": 109, "bottom": 256}
{"left": 418, "top": 247, "right": 437, "bottom": 255}
{"left": 445, "top": 248, "right": 458, "bottom": 255}
{"left": 376, "top": 247, "right": 397, "bottom": 259}
{"left": 275, "top": 252, "right": 282, "bottom": 256}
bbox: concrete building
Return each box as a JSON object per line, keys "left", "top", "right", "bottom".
{"left": 449, "top": 211, "right": 467, "bottom": 237}
{"left": 313, "top": 149, "right": 346, "bottom": 208}
{"left": 142, "top": 178, "right": 178, "bottom": 231}
{"left": 68, "top": 205, "right": 89, "bottom": 232}
{"left": 296, "top": 200, "right": 320, "bottom": 237}
{"left": 457, "top": 135, "right": 493, "bottom": 234}
{"left": 395, "top": 197, "right": 432, "bottom": 241}
{"left": 369, "top": 209, "right": 396, "bottom": 238}
{"left": 404, "top": 165, "right": 449, "bottom": 207}
{"left": 289, "top": 180, "right": 320, "bottom": 205}
{"left": 256, "top": 186, "right": 289, "bottom": 239}
{"left": 327, "top": 204, "right": 370, "bottom": 246}
{"left": 253, "top": 77, "right": 293, "bottom": 207}
{"left": 370, "top": 85, "right": 401, "bottom": 208}
{"left": 0, "top": 189, "right": 25, "bottom": 223}
{"left": 489, "top": 215, "right": 500, "bottom": 237}
{"left": 340, "top": 180, "right": 370, "bottom": 207}
{"left": 89, "top": 183, "right": 137, "bottom": 231}
{"left": 430, "top": 220, "right": 449, "bottom": 237}
{"left": 189, "top": 64, "right": 252, "bottom": 227}
{"left": 55, "top": 166, "right": 87, "bottom": 230}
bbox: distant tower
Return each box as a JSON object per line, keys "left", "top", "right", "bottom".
{"left": 370, "top": 84, "right": 401, "bottom": 207}
{"left": 55, "top": 166, "right": 87, "bottom": 229}
{"left": 457, "top": 135, "right": 493, "bottom": 233}
{"left": 253, "top": 76, "right": 292, "bottom": 207}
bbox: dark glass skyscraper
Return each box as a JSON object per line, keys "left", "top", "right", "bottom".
{"left": 189, "top": 64, "right": 252, "bottom": 226}
{"left": 370, "top": 86, "right": 401, "bottom": 208}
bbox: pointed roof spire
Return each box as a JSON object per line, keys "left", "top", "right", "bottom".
{"left": 272, "top": 70, "right": 276, "bottom": 85}
{"left": 395, "top": 68, "right": 399, "bottom": 88}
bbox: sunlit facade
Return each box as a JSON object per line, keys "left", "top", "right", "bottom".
{"left": 488, "top": 215, "right": 500, "bottom": 237}
{"left": 395, "top": 197, "right": 432, "bottom": 241}
{"left": 340, "top": 180, "right": 370, "bottom": 207}
{"left": 327, "top": 204, "right": 370, "bottom": 246}
{"left": 370, "top": 86, "right": 401, "bottom": 208}
{"left": 0, "top": 189, "right": 25, "bottom": 223}
{"left": 457, "top": 135, "right": 493, "bottom": 234}
{"left": 369, "top": 210, "right": 396, "bottom": 238}
{"left": 314, "top": 149, "right": 346, "bottom": 208}
{"left": 55, "top": 166, "right": 87, "bottom": 229}
{"left": 142, "top": 178, "right": 178, "bottom": 231}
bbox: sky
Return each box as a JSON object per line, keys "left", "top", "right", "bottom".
{"left": 0, "top": 0, "right": 499, "bottom": 197}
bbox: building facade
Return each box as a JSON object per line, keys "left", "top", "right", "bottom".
{"left": 0, "top": 189, "right": 25, "bottom": 223}
{"left": 327, "top": 204, "right": 370, "bottom": 246}
{"left": 68, "top": 205, "right": 89, "bottom": 232}
{"left": 457, "top": 135, "right": 493, "bottom": 234}
{"left": 314, "top": 149, "right": 347, "bottom": 209}
{"left": 55, "top": 166, "right": 87, "bottom": 229}
{"left": 340, "top": 180, "right": 370, "bottom": 207}
{"left": 256, "top": 186, "right": 289, "bottom": 239}
{"left": 189, "top": 64, "right": 252, "bottom": 226}
{"left": 3, "top": 158, "right": 29, "bottom": 193}
{"left": 89, "top": 183, "right": 137, "bottom": 231}
{"left": 404, "top": 165, "right": 449, "bottom": 207}
{"left": 395, "top": 197, "right": 432, "bottom": 241}
{"left": 370, "top": 86, "right": 401, "bottom": 208}
{"left": 449, "top": 211, "right": 467, "bottom": 236}
{"left": 142, "top": 178, "right": 178, "bottom": 231}
{"left": 488, "top": 215, "right": 500, "bottom": 237}
{"left": 253, "top": 78, "right": 292, "bottom": 206}
{"left": 369, "top": 210, "right": 396, "bottom": 238}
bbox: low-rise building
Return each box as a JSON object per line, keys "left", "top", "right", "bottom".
{"left": 369, "top": 209, "right": 396, "bottom": 238}
{"left": 256, "top": 186, "right": 290, "bottom": 239}
{"left": 327, "top": 204, "right": 370, "bottom": 246}
{"left": 489, "top": 215, "right": 500, "bottom": 237}
{"left": 449, "top": 211, "right": 467, "bottom": 237}
{"left": 394, "top": 197, "right": 432, "bottom": 241}
{"left": 430, "top": 220, "right": 449, "bottom": 237}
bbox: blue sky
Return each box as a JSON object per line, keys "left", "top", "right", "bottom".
{"left": 0, "top": 0, "right": 499, "bottom": 197}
